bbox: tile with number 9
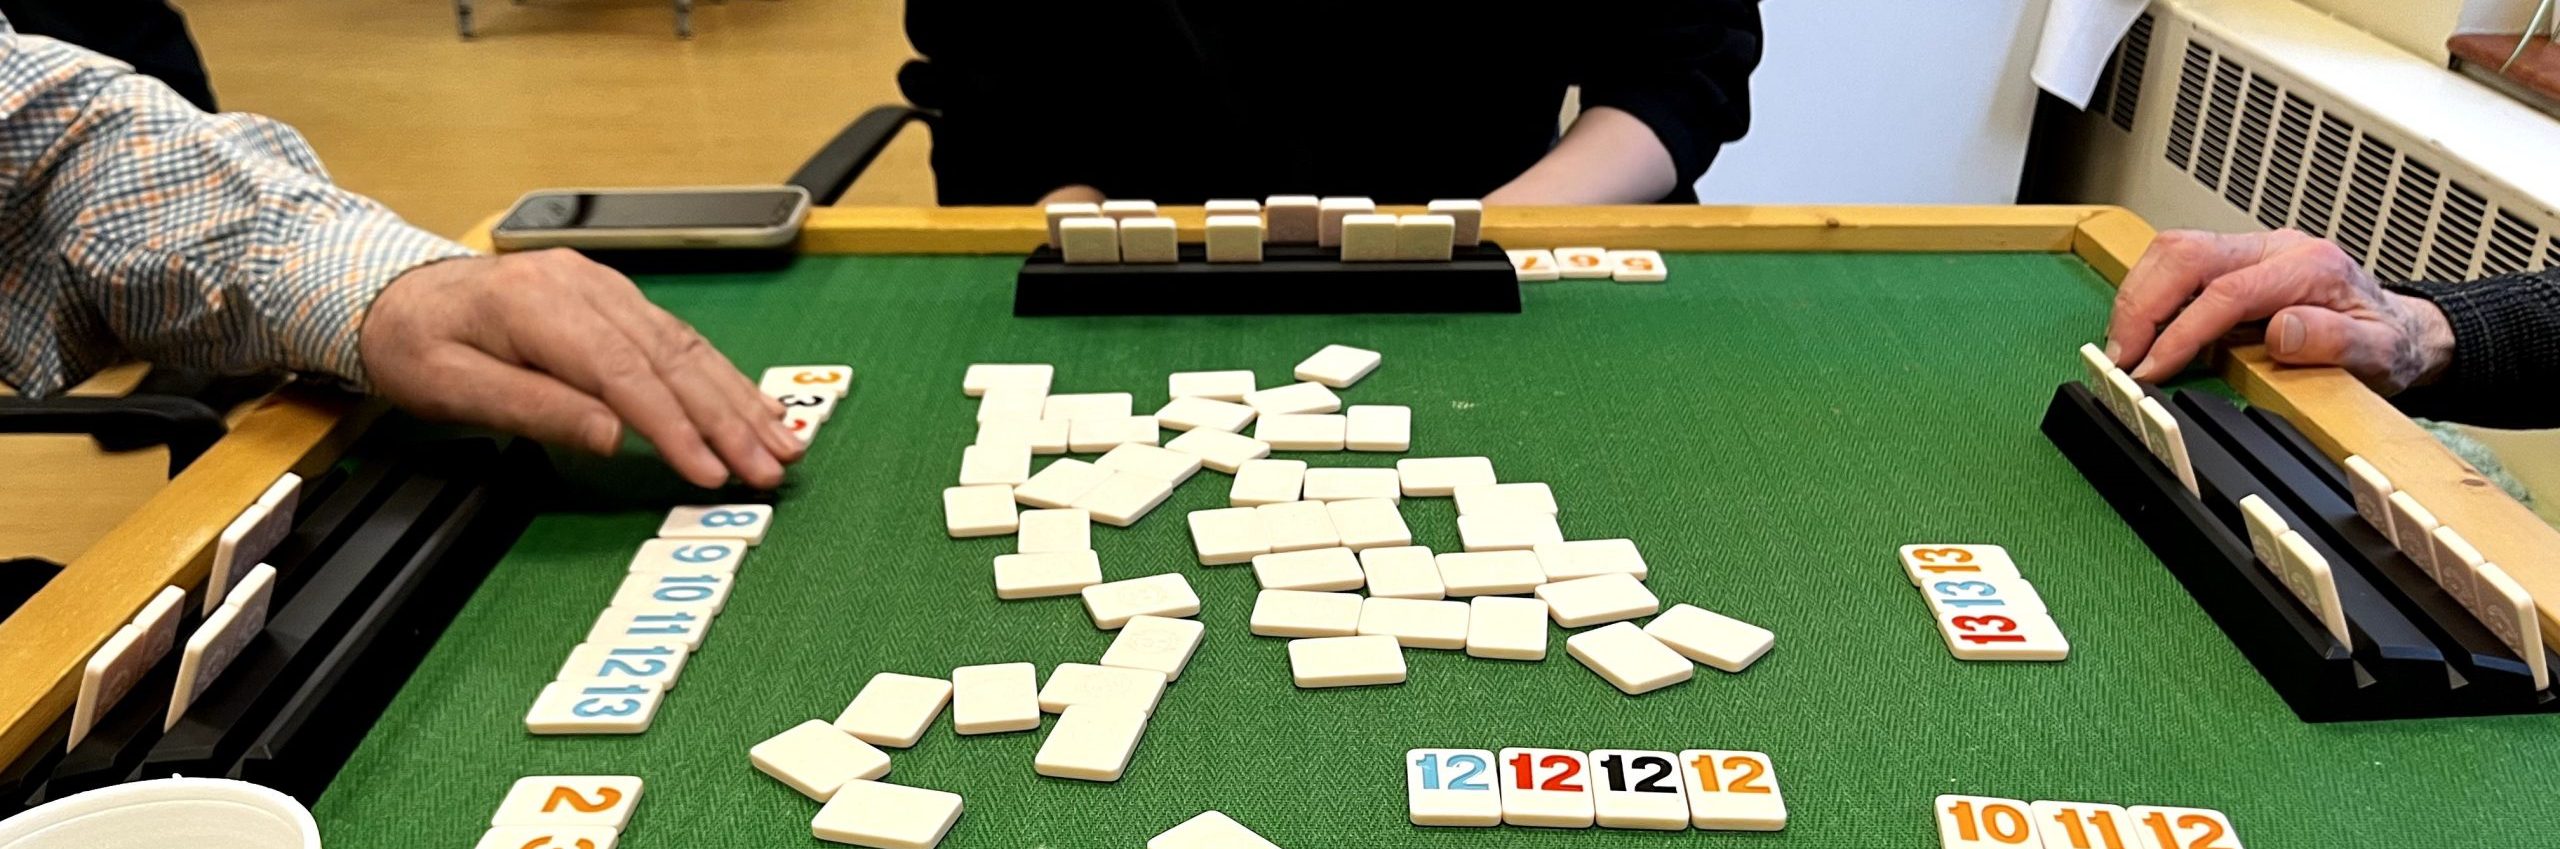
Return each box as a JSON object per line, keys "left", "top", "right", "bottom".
{"left": 628, "top": 538, "right": 747, "bottom": 573}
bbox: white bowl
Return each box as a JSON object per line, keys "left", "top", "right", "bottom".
{"left": 0, "top": 778, "right": 318, "bottom": 849}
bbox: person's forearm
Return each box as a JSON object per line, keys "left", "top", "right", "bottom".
{"left": 0, "top": 27, "right": 469, "bottom": 396}
{"left": 2384, "top": 271, "right": 2560, "bottom": 428}
{"left": 1483, "top": 107, "right": 1682, "bottom": 205}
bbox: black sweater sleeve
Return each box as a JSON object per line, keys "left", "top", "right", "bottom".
{"left": 2383, "top": 270, "right": 2560, "bottom": 428}
{"left": 1574, "top": 0, "right": 1764, "bottom": 197}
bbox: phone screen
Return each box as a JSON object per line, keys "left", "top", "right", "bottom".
{"left": 502, "top": 190, "right": 802, "bottom": 231}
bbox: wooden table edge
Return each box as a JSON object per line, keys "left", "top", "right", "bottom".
{"left": 0, "top": 387, "right": 375, "bottom": 764}
{"left": 2071, "top": 207, "right": 2560, "bottom": 645}
{"left": 10, "top": 204, "right": 2540, "bottom": 766}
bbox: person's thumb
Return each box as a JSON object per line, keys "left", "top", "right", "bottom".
{"left": 2268, "top": 305, "right": 2404, "bottom": 390}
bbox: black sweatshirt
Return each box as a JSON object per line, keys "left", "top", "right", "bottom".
{"left": 901, "top": 1, "right": 1762, "bottom": 205}
{"left": 2387, "top": 271, "right": 2560, "bottom": 428}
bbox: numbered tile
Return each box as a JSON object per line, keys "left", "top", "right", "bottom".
{"left": 1100, "top": 615, "right": 1206, "bottom": 681}
{"left": 166, "top": 604, "right": 257, "bottom": 731}
{"left": 783, "top": 410, "right": 823, "bottom": 445}
{"left": 1921, "top": 576, "right": 2048, "bottom": 615}
{"left": 1536, "top": 539, "right": 1649, "bottom": 582}
{"left": 1453, "top": 482, "right": 1558, "bottom": 516}
{"left": 812, "top": 780, "right": 964, "bottom": 849}
{"left": 1018, "top": 508, "right": 1091, "bottom": 554}
{"left": 2237, "top": 495, "right": 2289, "bottom": 569}
{"left": 977, "top": 417, "right": 1070, "bottom": 455}
{"left": 771, "top": 389, "right": 841, "bottom": 423}
{"left": 2125, "top": 806, "right": 2242, "bottom": 849}
{"left": 1345, "top": 405, "right": 1411, "bottom": 452}
{"left": 1590, "top": 749, "right": 1689, "bottom": 830}
{"left": 1939, "top": 795, "right": 2042, "bottom": 848}
{"left": 127, "top": 586, "right": 184, "bottom": 673}
{"left": 1156, "top": 396, "right": 1258, "bottom": 433}
{"left": 965, "top": 363, "right": 1056, "bottom": 398}
{"left": 835, "top": 672, "right": 952, "bottom": 749}
{"left": 611, "top": 572, "right": 733, "bottom": 614}
{"left": 1287, "top": 634, "right": 1407, "bottom": 688}
{"left": 1467, "top": 596, "right": 1551, "bottom": 661}
{"left": 1606, "top": 249, "right": 1667, "bottom": 283}
{"left": 555, "top": 642, "right": 689, "bottom": 690}
{"left": 662, "top": 504, "right": 773, "bottom": 545}
{"left": 1898, "top": 544, "right": 2020, "bottom": 585}
{"left": 959, "top": 443, "right": 1034, "bottom": 486}
{"left": 2134, "top": 397, "right": 2197, "bottom": 497}
{"left": 1565, "top": 622, "right": 1694, "bottom": 695}
{"left": 950, "top": 662, "right": 1041, "bottom": 735}
{"left": 1644, "top": 604, "right": 1775, "bottom": 673}
{"left": 1016, "top": 458, "right": 1110, "bottom": 509}
{"left": 223, "top": 563, "right": 277, "bottom": 623}
{"left": 1358, "top": 597, "right": 1470, "bottom": 649}
{"left": 1497, "top": 747, "right": 1595, "bottom": 827}
{"left": 474, "top": 827, "right": 618, "bottom": 849}
{"left": 588, "top": 607, "right": 711, "bottom": 652}
{"left": 525, "top": 680, "right": 665, "bottom": 735}
{"left": 629, "top": 537, "right": 747, "bottom": 573}
{"left": 1396, "top": 456, "right": 1495, "bottom": 497}
{"left": 1437, "top": 550, "right": 1546, "bottom": 597}
{"left": 1168, "top": 370, "right": 1257, "bottom": 402}
{"left": 1074, "top": 471, "right": 1178, "bottom": 527}
{"left": 1044, "top": 392, "right": 1135, "bottom": 422}
{"left": 1081, "top": 573, "right": 1202, "bottom": 629}
{"left": 1231, "top": 459, "right": 1308, "bottom": 507}
{"left": 1256, "top": 501, "right": 1342, "bottom": 552}
{"left": 1033, "top": 705, "right": 1151, "bottom": 782}
{"left": 1361, "top": 545, "right": 1446, "bottom": 599}
{"left": 1250, "top": 590, "right": 1364, "bottom": 637}
{"left": 1328, "top": 498, "right": 1412, "bottom": 551}
{"left": 1163, "top": 427, "right": 1272, "bottom": 473}
{"left": 1254, "top": 547, "right": 1367, "bottom": 591}
{"left": 1678, "top": 750, "right": 1783, "bottom": 830}
{"left": 1936, "top": 611, "right": 2071, "bottom": 661}
{"left": 1242, "top": 381, "right": 1343, "bottom": 416}
{"left": 491, "top": 775, "right": 644, "bottom": 828}
{"left": 1555, "top": 247, "right": 1612, "bottom": 279}
{"left": 1039, "top": 663, "right": 1170, "bottom": 715}
{"left": 1508, "top": 249, "right": 1561, "bottom": 282}
{"left": 1407, "top": 748, "right": 1503, "bottom": 826}
{"left": 1189, "top": 507, "right": 1271, "bottom": 566}
{"left": 2103, "top": 371, "right": 2145, "bottom": 432}
{"left": 1535, "top": 573, "right": 1660, "bottom": 628}
{"left": 2031, "top": 800, "right": 2143, "bottom": 849}
{"left": 1303, "top": 468, "right": 1401, "bottom": 502}
{"left": 1150, "top": 811, "right": 1280, "bottom": 849}
{"left": 1255, "top": 413, "right": 1347, "bottom": 451}
{"left": 761, "top": 364, "right": 855, "bottom": 398}
{"left": 751, "top": 719, "right": 893, "bottom": 802}
{"left": 2342, "top": 455, "right": 2395, "bottom": 540}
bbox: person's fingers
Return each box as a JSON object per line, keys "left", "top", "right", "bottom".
{"left": 390, "top": 347, "right": 623, "bottom": 456}
{"left": 2129, "top": 249, "right": 2332, "bottom": 382}
{"left": 568, "top": 274, "right": 795, "bottom": 486}
{"left": 502, "top": 299, "right": 732, "bottom": 489}
{"left": 2106, "top": 230, "right": 2285, "bottom": 369}
{"left": 2268, "top": 305, "right": 2404, "bottom": 388}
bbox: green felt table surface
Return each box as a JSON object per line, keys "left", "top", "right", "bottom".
{"left": 313, "top": 251, "right": 2560, "bottom": 848}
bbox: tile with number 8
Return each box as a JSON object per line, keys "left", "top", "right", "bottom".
{"left": 1589, "top": 749, "right": 1689, "bottom": 830}
{"left": 1407, "top": 748, "right": 1502, "bottom": 827}
{"left": 660, "top": 504, "right": 773, "bottom": 545}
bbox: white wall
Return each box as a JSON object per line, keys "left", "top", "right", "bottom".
{"left": 1695, "top": 0, "right": 2052, "bottom": 204}
{"left": 2296, "top": 0, "right": 2464, "bottom": 62}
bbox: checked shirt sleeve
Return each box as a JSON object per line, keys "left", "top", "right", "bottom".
{"left": 0, "top": 25, "right": 472, "bottom": 396}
